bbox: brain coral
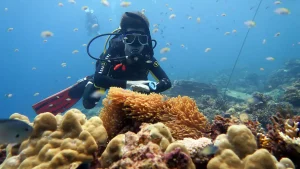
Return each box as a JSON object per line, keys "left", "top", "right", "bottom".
{"left": 0, "top": 109, "right": 107, "bottom": 169}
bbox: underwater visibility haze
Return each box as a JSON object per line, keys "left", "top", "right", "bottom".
{"left": 1, "top": 0, "right": 300, "bottom": 169}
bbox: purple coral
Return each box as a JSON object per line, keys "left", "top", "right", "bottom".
{"left": 0, "top": 149, "right": 6, "bottom": 165}
{"left": 164, "top": 147, "right": 190, "bottom": 168}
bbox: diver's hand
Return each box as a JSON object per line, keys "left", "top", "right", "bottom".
{"left": 131, "top": 84, "right": 150, "bottom": 93}
{"left": 126, "top": 80, "right": 151, "bottom": 88}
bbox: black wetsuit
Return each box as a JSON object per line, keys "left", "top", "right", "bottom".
{"left": 80, "top": 39, "right": 172, "bottom": 109}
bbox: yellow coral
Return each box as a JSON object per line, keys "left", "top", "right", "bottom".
{"left": 208, "top": 124, "right": 295, "bottom": 169}
{"left": 0, "top": 109, "right": 107, "bottom": 169}
{"left": 278, "top": 131, "right": 300, "bottom": 153}
{"left": 227, "top": 125, "right": 257, "bottom": 159}
{"left": 284, "top": 119, "right": 298, "bottom": 138}
{"left": 138, "top": 122, "right": 174, "bottom": 151}
{"left": 207, "top": 149, "right": 243, "bottom": 169}
{"left": 99, "top": 87, "right": 210, "bottom": 140}
{"left": 100, "top": 134, "right": 126, "bottom": 167}
{"left": 258, "top": 133, "right": 271, "bottom": 150}
{"left": 243, "top": 149, "right": 277, "bottom": 169}
{"left": 100, "top": 122, "right": 174, "bottom": 168}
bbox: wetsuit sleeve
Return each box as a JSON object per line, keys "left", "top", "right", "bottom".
{"left": 93, "top": 48, "right": 127, "bottom": 89}
{"left": 149, "top": 57, "right": 172, "bottom": 93}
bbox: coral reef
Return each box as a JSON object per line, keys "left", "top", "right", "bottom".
{"left": 195, "top": 95, "right": 229, "bottom": 121}
{"left": 176, "top": 137, "right": 213, "bottom": 168}
{"left": 208, "top": 124, "right": 295, "bottom": 169}
{"left": 266, "top": 59, "right": 300, "bottom": 90}
{"left": 165, "top": 80, "right": 218, "bottom": 98}
{"left": 210, "top": 115, "right": 261, "bottom": 140}
{"left": 0, "top": 109, "right": 107, "bottom": 169}
{"left": 99, "top": 87, "right": 211, "bottom": 140}
{"left": 225, "top": 92, "right": 295, "bottom": 127}
{"left": 282, "top": 80, "right": 300, "bottom": 107}
{"left": 257, "top": 113, "right": 300, "bottom": 168}
{"left": 100, "top": 122, "right": 195, "bottom": 169}
{"left": 2, "top": 85, "right": 300, "bottom": 169}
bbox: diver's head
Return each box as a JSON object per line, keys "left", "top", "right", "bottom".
{"left": 120, "top": 11, "right": 152, "bottom": 65}
{"left": 123, "top": 28, "right": 148, "bottom": 64}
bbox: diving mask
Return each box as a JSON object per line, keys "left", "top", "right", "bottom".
{"left": 123, "top": 34, "right": 148, "bottom": 46}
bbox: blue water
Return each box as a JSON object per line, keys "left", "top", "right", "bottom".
{"left": 1, "top": 0, "right": 299, "bottom": 120}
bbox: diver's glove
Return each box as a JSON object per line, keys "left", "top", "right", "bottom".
{"left": 126, "top": 80, "right": 151, "bottom": 88}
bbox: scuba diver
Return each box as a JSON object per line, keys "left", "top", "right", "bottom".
{"left": 85, "top": 8, "right": 100, "bottom": 36}
{"left": 32, "top": 11, "right": 172, "bottom": 115}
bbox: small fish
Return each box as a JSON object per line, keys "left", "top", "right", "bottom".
{"left": 0, "top": 119, "right": 33, "bottom": 144}
{"left": 153, "top": 28, "right": 159, "bottom": 33}
{"left": 262, "top": 39, "right": 266, "bottom": 44}
{"left": 101, "top": 0, "right": 109, "bottom": 6}
{"left": 244, "top": 20, "right": 256, "bottom": 28}
{"left": 92, "top": 24, "right": 98, "bottom": 28}
{"left": 7, "top": 28, "right": 13, "bottom": 32}
{"left": 169, "top": 14, "right": 176, "bottom": 19}
{"left": 274, "top": 1, "right": 281, "bottom": 5}
{"left": 81, "top": 6, "right": 88, "bottom": 11}
{"left": 274, "top": 8, "right": 290, "bottom": 15}
{"left": 199, "top": 145, "right": 219, "bottom": 156}
{"left": 41, "top": 31, "right": 54, "bottom": 38}
{"left": 120, "top": 1, "right": 131, "bottom": 7}
{"left": 266, "top": 57, "right": 275, "bottom": 61}
{"left": 72, "top": 50, "right": 79, "bottom": 54}
{"left": 274, "top": 32, "right": 280, "bottom": 37}
{"left": 68, "top": 0, "right": 76, "bottom": 4}
{"left": 160, "top": 57, "right": 167, "bottom": 62}
{"left": 5, "top": 94, "right": 13, "bottom": 98}
{"left": 160, "top": 47, "right": 170, "bottom": 54}
{"left": 205, "top": 48, "right": 211, "bottom": 52}
{"left": 146, "top": 60, "right": 153, "bottom": 63}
